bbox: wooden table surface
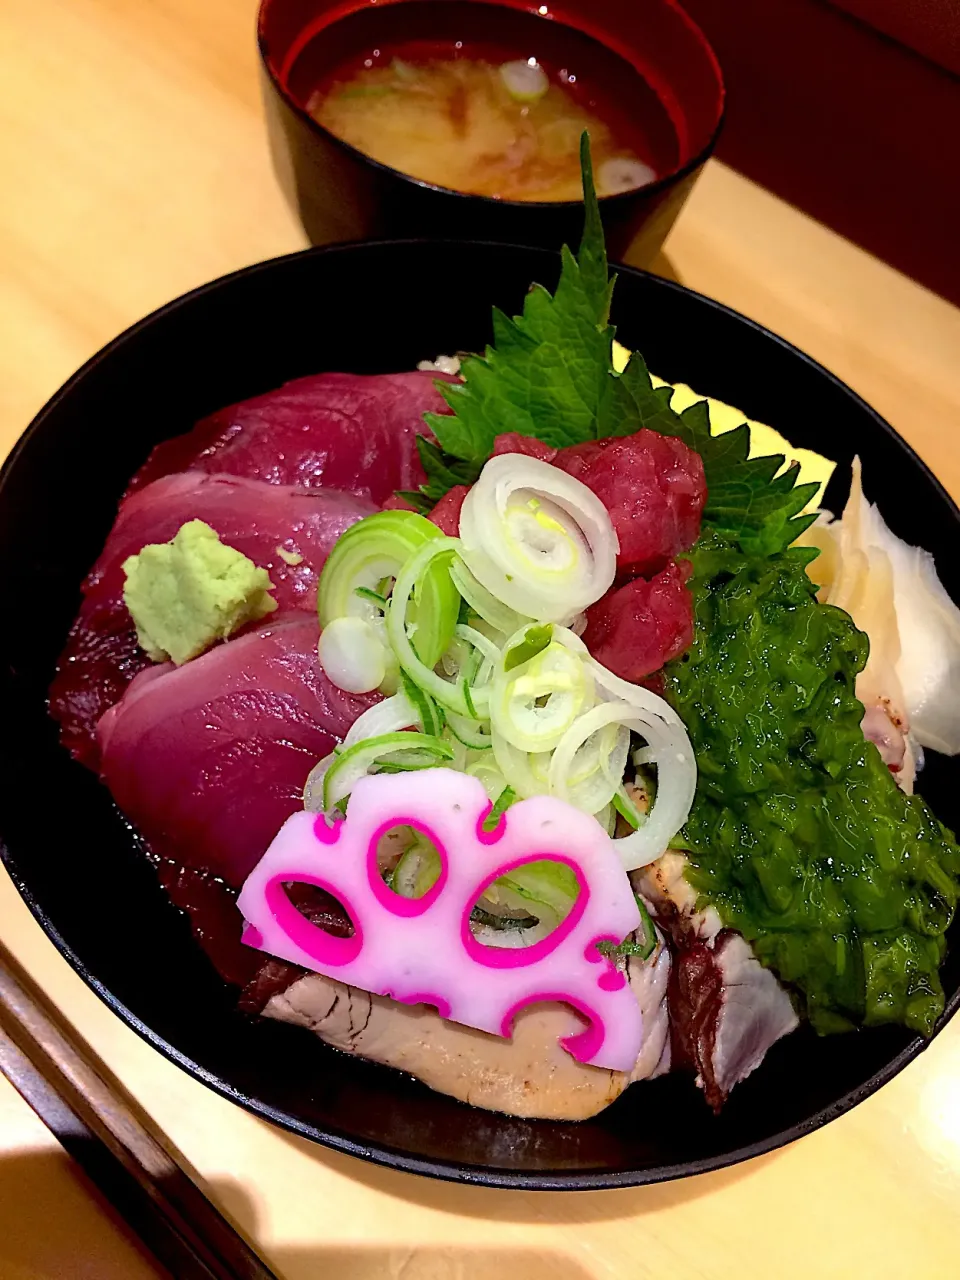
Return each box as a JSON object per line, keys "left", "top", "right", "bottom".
{"left": 2, "top": 1, "right": 960, "bottom": 1277}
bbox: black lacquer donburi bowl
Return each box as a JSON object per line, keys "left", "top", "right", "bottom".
{"left": 1, "top": 241, "right": 958, "bottom": 1189}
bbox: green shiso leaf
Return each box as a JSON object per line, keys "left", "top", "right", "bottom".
{"left": 410, "top": 132, "right": 818, "bottom": 555}
{"left": 421, "top": 133, "right": 616, "bottom": 465}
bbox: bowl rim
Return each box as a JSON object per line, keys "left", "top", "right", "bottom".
{"left": 255, "top": 0, "right": 727, "bottom": 212}
{"left": 3, "top": 236, "right": 958, "bottom": 1190}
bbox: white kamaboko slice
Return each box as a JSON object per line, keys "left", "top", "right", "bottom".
{"left": 458, "top": 454, "right": 618, "bottom": 625}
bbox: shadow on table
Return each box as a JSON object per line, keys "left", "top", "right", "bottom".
{"left": 265, "top": 1129, "right": 779, "bottom": 1227}
{"left": 647, "top": 249, "right": 682, "bottom": 284}
{"left": 0, "top": 1147, "right": 166, "bottom": 1279}
{"left": 0, "top": 1148, "right": 602, "bottom": 1280}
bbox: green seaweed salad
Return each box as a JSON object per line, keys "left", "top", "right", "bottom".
{"left": 408, "top": 135, "right": 960, "bottom": 1038}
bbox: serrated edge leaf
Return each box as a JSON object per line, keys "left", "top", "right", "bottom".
{"left": 401, "top": 136, "right": 820, "bottom": 559}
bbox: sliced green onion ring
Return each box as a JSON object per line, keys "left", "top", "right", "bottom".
{"left": 303, "top": 752, "right": 336, "bottom": 813}
{"left": 613, "top": 784, "right": 646, "bottom": 830}
{"left": 458, "top": 455, "right": 617, "bottom": 625}
{"left": 491, "top": 625, "right": 593, "bottom": 754}
{"left": 454, "top": 622, "right": 502, "bottom": 668}
{"left": 354, "top": 586, "right": 388, "bottom": 609}
{"left": 549, "top": 700, "right": 696, "bottom": 869}
{"left": 465, "top": 755, "right": 508, "bottom": 800}
{"left": 491, "top": 731, "right": 547, "bottom": 800}
{"left": 443, "top": 735, "right": 469, "bottom": 772}
{"left": 600, "top": 726, "right": 632, "bottom": 791}
{"left": 586, "top": 656, "right": 688, "bottom": 729}
{"left": 386, "top": 538, "right": 479, "bottom": 718}
{"left": 317, "top": 615, "right": 387, "bottom": 693}
{"left": 323, "top": 731, "right": 454, "bottom": 810}
{"left": 318, "top": 511, "right": 458, "bottom": 668}
{"left": 500, "top": 58, "right": 549, "bottom": 102}
{"left": 595, "top": 802, "right": 617, "bottom": 835}
{"left": 487, "top": 856, "right": 580, "bottom": 945}
{"left": 447, "top": 712, "right": 493, "bottom": 750}
{"left": 318, "top": 511, "right": 427, "bottom": 623}
{"left": 503, "top": 623, "right": 552, "bottom": 672}
{"left": 483, "top": 784, "right": 517, "bottom": 830}
{"left": 392, "top": 838, "right": 442, "bottom": 897}
{"left": 400, "top": 672, "right": 445, "bottom": 737}
{"left": 342, "top": 691, "right": 419, "bottom": 749}
{"left": 449, "top": 557, "right": 530, "bottom": 636}
{"left": 300, "top": 693, "right": 421, "bottom": 809}
{"left": 560, "top": 721, "right": 626, "bottom": 814}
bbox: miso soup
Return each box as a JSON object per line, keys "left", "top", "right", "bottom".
{"left": 284, "top": 2, "right": 680, "bottom": 203}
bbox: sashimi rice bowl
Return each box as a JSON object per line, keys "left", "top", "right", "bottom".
{"left": 47, "top": 142, "right": 960, "bottom": 1126}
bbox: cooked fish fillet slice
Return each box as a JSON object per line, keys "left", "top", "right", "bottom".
{"left": 628, "top": 941, "right": 672, "bottom": 1083}
{"left": 262, "top": 941, "right": 671, "bottom": 1121}
{"left": 635, "top": 852, "right": 798, "bottom": 1110}
{"left": 709, "top": 933, "right": 799, "bottom": 1102}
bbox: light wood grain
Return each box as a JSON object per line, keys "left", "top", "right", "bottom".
{"left": 2, "top": 0, "right": 960, "bottom": 1276}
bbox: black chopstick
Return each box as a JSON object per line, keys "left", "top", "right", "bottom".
{"left": 0, "top": 938, "right": 279, "bottom": 1280}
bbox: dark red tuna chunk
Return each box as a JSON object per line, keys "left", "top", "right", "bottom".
{"left": 427, "top": 485, "right": 469, "bottom": 536}
{"left": 555, "top": 431, "right": 706, "bottom": 577}
{"left": 582, "top": 560, "right": 694, "bottom": 683}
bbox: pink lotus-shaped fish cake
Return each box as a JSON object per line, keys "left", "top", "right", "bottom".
{"left": 237, "top": 768, "right": 644, "bottom": 1071}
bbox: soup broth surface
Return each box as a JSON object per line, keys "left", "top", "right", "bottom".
{"left": 289, "top": 4, "right": 678, "bottom": 203}
{"left": 311, "top": 49, "right": 652, "bottom": 201}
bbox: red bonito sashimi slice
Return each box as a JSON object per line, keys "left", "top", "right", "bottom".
{"left": 128, "top": 371, "right": 455, "bottom": 506}
{"left": 50, "top": 472, "right": 374, "bottom": 768}
{"left": 86, "top": 472, "right": 373, "bottom": 613}
{"left": 555, "top": 431, "right": 706, "bottom": 578}
{"left": 97, "top": 614, "right": 377, "bottom": 886}
{"left": 49, "top": 595, "right": 149, "bottom": 770}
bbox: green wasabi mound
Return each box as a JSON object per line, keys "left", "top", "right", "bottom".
{"left": 122, "top": 519, "right": 277, "bottom": 666}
